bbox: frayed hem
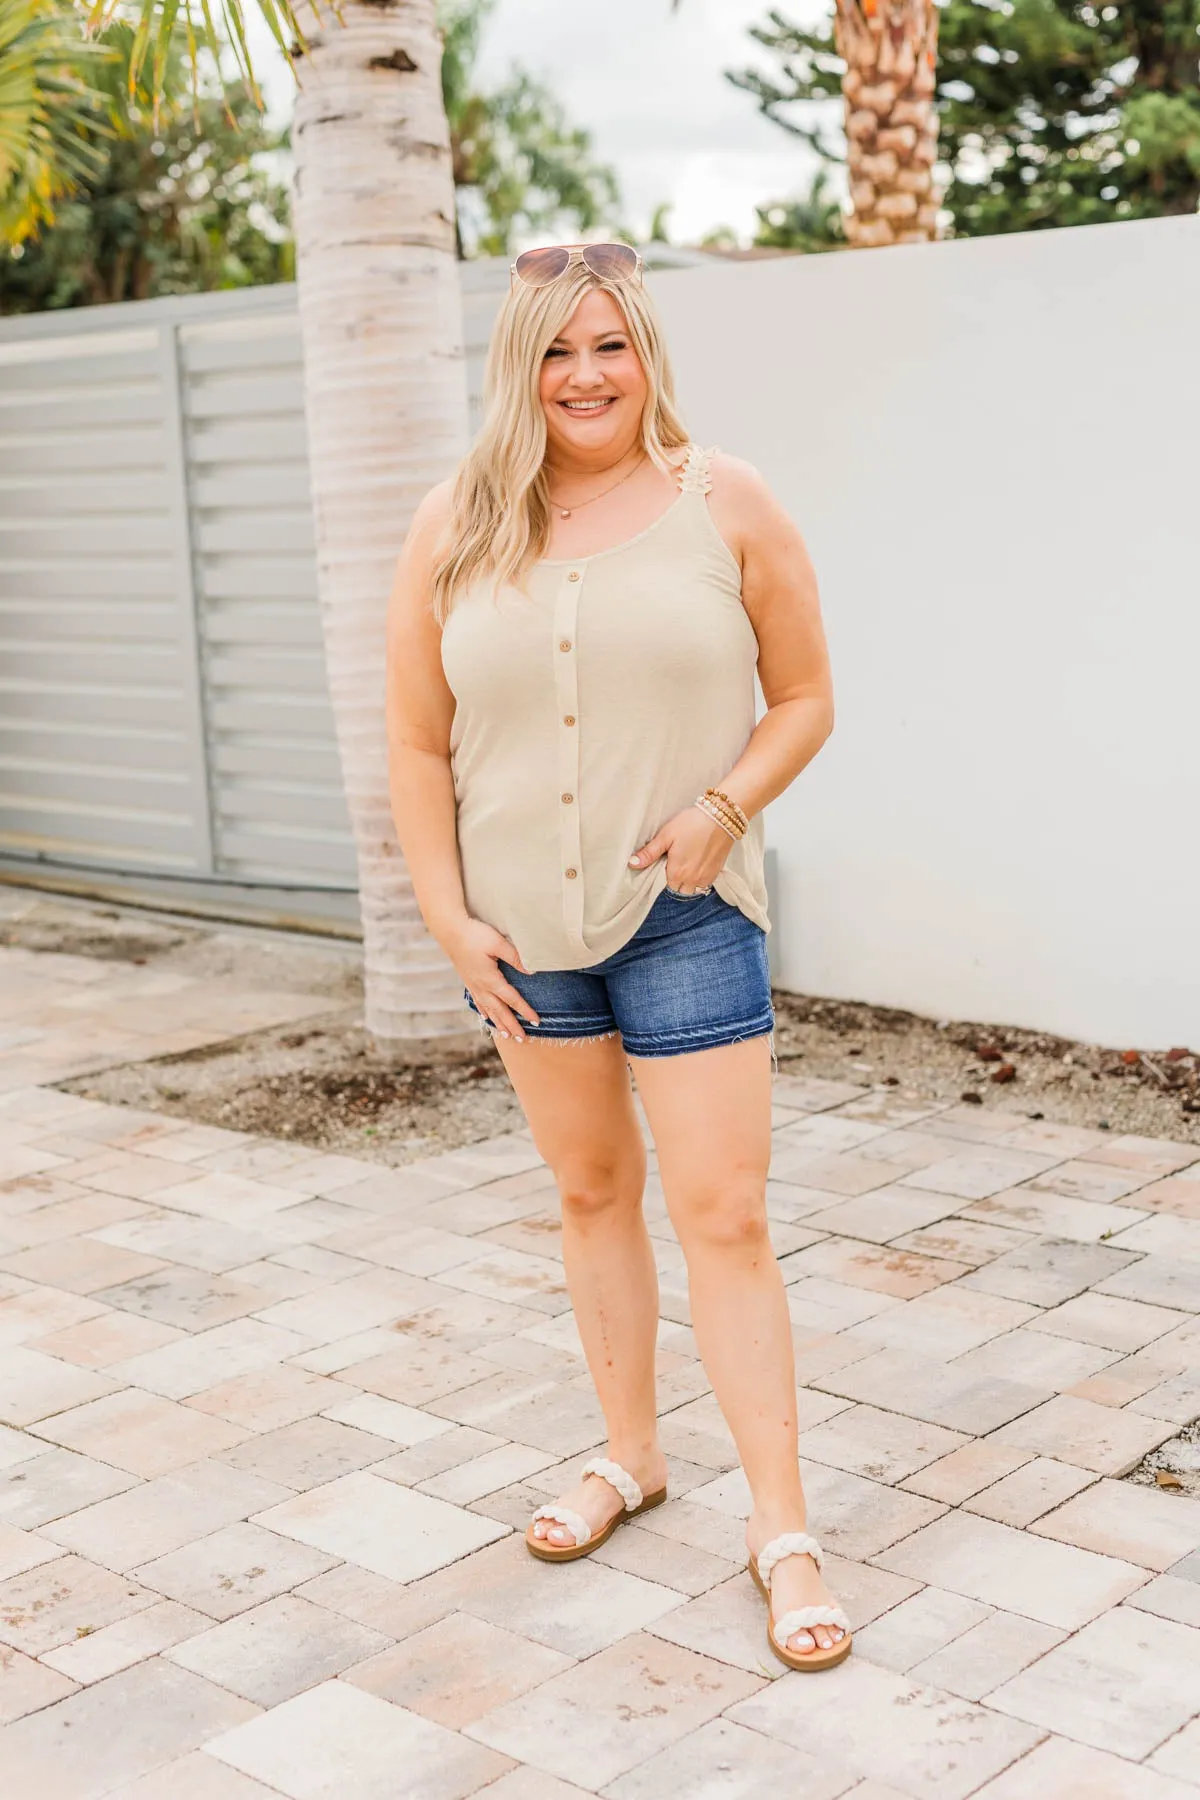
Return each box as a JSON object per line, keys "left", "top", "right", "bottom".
{"left": 473, "top": 1014, "right": 622, "bottom": 1049}
{"left": 537, "top": 1030, "right": 622, "bottom": 1047}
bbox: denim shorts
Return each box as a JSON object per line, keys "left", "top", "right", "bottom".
{"left": 464, "top": 888, "right": 774, "bottom": 1058}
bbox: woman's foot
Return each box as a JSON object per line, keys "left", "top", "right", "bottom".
{"left": 747, "top": 1513, "right": 847, "bottom": 1659}
{"left": 531, "top": 1447, "right": 669, "bottom": 1548}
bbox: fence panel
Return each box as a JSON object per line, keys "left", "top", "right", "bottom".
{"left": 0, "top": 319, "right": 210, "bottom": 874}
{"left": 176, "top": 305, "right": 355, "bottom": 890}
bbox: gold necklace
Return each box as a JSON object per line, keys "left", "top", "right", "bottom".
{"left": 547, "top": 450, "right": 645, "bottom": 519}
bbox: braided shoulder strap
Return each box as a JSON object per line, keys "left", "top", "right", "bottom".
{"left": 675, "top": 442, "right": 717, "bottom": 496}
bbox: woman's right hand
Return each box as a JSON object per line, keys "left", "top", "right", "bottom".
{"left": 446, "top": 917, "right": 541, "bottom": 1041}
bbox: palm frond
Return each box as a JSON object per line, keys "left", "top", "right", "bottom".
{"left": 87, "top": 0, "right": 310, "bottom": 107}
{"left": 0, "top": 0, "right": 114, "bottom": 244}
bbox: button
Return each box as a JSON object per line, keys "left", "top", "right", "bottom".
{"left": 559, "top": 639, "right": 572, "bottom": 652}
{"left": 563, "top": 714, "right": 576, "bottom": 726}
{"left": 568, "top": 570, "right": 581, "bottom": 581}
{"left": 561, "top": 793, "right": 574, "bottom": 804}
{"left": 565, "top": 867, "right": 578, "bottom": 879}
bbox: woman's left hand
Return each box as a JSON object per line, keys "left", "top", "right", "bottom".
{"left": 628, "top": 805, "right": 733, "bottom": 895}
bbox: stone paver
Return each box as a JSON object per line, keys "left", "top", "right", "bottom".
{"left": 988, "top": 1393, "right": 1178, "bottom": 1475}
{"left": 909, "top": 1608, "right": 1066, "bottom": 1702}
{"left": 988, "top": 1605, "right": 1200, "bottom": 1758}
{"left": 604, "top": 1715, "right": 856, "bottom": 1800}
{"left": 872, "top": 1509, "right": 1148, "bottom": 1629}
{"left": 39, "top": 1598, "right": 207, "bottom": 1684}
{"left": 207, "top": 1676, "right": 510, "bottom": 1798}
{"left": 1149, "top": 1717, "right": 1200, "bottom": 1782}
{"left": 1028, "top": 1478, "right": 1200, "bottom": 1571}
{"left": 0, "top": 1554, "right": 159, "bottom": 1656}
{"left": 31, "top": 1386, "right": 250, "bottom": 1476}
{"left": 465, "top": 1632, "right": 761, "bottom": 1789}
{"left": 344, "top": 1611, "right": 571, "bottom": 1727}
{"left": 850, "top": 1584, "right": 992, "bottom": 1673}
{"left": 0, "top": 1657, "right": 258, "bottom": 1799}
{"left": 727, "top": 1656, "right": 1041, "bottom": 1799}
{"left": 41, "top": 1462, "right": 293, "bottom": 1572}
{"left": 134, "top": 1521, "right": 339, "bottom": 1619}
{"left": 972, "top": 1735, "right": 1199, "bottom": 1798}
{"left": 252, "top": 1470, "right": 508, "bottom": 1583}
{"left": 0, "top": 925, "right": 1198, "bottom": 1794}
{"left": 961, "top": 1457, "right": 1097, "bottom": 1527}
{"left": 0, "top": 1643, "right": 77, "bottom": 1723}
{"left": 166, "top": 1593, "right": 389, "bottom": 1705}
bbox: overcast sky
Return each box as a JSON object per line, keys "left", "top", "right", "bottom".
{"left": 247, "top": 0, "right": 832, "bottom": 245}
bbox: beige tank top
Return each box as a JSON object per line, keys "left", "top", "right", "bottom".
{"left": 440, "top": 443, "right": 770, "bottom": 973}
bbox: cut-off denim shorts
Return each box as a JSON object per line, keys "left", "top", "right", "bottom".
{"left": 464, "top": 887, "right": 774, "bottom": 1059}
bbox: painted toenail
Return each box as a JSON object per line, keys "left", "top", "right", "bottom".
{"left": 792, "top": 1632, "right": 814, "bottom": 1650}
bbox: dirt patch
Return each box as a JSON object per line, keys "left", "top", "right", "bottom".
{"left": 61, "top": 985, "right": 1200, "bottom": 1168}
{"left": 771, "top": 993, "right": 1200, "bottom": 1144}
{"left": 0, "top": 899, "right": 361, "bottom": 1003}
{"left": 63, "top": 1013, "right": 523, "bottom": 1164}
{"left": 1126, "top": 1421, "right": 1200, "bottom": 1497}
{"left": 2, "top": 910, "right": 190, "bottom": 964}
{"left": 8, "top": 888, "right": 1197, "bottom": 1162}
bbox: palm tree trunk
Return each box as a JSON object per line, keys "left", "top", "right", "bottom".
{"left": 836, "top": 0, "right": 941, "bottom": 247}
{"left": 291, "top": 0, "right": 470, "bottom": 1045}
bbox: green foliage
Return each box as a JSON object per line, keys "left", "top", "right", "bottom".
{"left": 0, "top": 0, "right": 112, "bottom": 243}
{"left": 728, "top": 1, "right": 1200, "bottom": 236}
{"left": 439, "top": 0, "right": 622, "bottom": 256}
{"left": 753, "top": 169, "right": 845, "bottom": 250}
{"left": 939, "top": 0, "right": 1200, "bottom": 233}
{"left": 648, "top": 201, "right": 673, "bottom": 242}
{"left": 0, "top": 19, "right": 291, "bottom": 312}
{"left": 84, "top": 0, "right": 303, "bottom": 113}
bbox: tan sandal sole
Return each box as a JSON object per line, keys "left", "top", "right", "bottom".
{"left": 748, "top": 1555, "right": 853, "bottom": 1672}
{"left": 526, "top": 1486, "right": 667, "bottom": 1562}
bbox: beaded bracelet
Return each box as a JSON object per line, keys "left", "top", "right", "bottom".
{"left": 706, "top": 787, "right": 750, "bottom": 835}
{"left": 693, "top": 791, "right": 747, "bottom": 841}
{"left": 694, "top": 795, "right": 744, "bottom": 839}
{"left": 693, "top": 800, "right": 738, "bottom": 841}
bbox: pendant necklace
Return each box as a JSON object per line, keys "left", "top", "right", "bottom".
{"left": 548, "top": 451, "right": 645, "bottom": 519}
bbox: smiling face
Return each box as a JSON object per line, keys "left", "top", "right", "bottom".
{"left": 538, "top": 287, "right": 649, "bottom": 470}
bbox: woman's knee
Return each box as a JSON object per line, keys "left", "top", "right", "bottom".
{"left": 555, "top": 1153, "right": 644, "bottom": 1223}
{"left": 673, "top": 1179, "right": 770, "bottom": 1253}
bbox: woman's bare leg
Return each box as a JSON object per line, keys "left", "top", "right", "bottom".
{"left": 493, "top": 1032, "right": 667, "bottom": 1545}
{"left": 628, "top": 1034, "right": 844, "bottom": 1658}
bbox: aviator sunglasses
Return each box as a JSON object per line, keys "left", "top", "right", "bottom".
{"left": 509, "top": 241, "right": 644, "bottom": 293}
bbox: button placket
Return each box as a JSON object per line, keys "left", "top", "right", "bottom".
{"left": 553, "top": 566, "right": 586, "bottom": 945}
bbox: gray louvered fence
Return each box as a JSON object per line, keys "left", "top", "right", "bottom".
{"left": 0, "top": 269, "right": 506, "bottom": 929}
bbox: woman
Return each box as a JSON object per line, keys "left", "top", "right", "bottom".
{"left": 386, "top": 242, "right": 848, "bottom": 1672}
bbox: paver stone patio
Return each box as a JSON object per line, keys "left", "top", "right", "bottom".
{"left": 0, "top": 926, "right": 1197, "bottom": 1795}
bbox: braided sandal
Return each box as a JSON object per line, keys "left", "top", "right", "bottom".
{"left": 525, "top": 1456, "right": 667, "bottom": 1563}
{"left": 748, "top": 1531, "right": 853, "bottom": 1672}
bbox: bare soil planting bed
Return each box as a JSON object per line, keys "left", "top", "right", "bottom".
{"left": 6, "top": 891, "right": 1197, "bottom": 1164}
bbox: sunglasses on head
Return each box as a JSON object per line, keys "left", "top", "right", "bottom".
{"left": 509, "top": 242, "right": 644, "bottom": 293}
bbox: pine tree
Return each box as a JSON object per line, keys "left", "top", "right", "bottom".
{"left": 729, "top": 1, "right": 1200, "bottom": 238}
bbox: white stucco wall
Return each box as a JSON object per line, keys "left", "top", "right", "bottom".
{"left": 652, "top": 217, "right": 1200, "bottom": 1049}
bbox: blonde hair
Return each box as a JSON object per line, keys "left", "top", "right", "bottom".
{"left": 431, "top": 264, "right": 691, "bottom": 621}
